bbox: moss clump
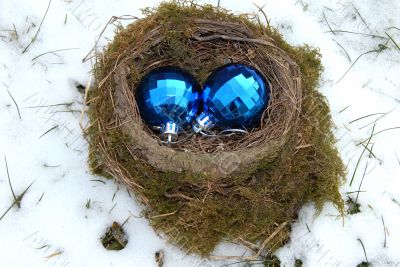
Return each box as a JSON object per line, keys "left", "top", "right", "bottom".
{"left": 86, "top": 1, "right": 344, "bottom": 256}
{"left": 101, "top": 222, "right": 128, "bottom": 250}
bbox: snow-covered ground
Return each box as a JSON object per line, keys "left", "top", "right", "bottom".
{"left": 0, "top": 0, "right": 399, "bottom": 266}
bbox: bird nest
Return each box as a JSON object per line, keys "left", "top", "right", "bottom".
{"left": 85, "top": 1, "right": 345, "bottom": 257}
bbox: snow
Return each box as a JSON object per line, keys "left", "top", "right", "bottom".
{"left": 0, "top": 0, "right": 399, "bottom": 266}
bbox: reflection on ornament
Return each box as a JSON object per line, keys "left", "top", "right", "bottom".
{"left": 193, "top": 63, "right": 270, "bottom": 133}
{"left": 135, "top": 66, "right": 201, "bottom": 142}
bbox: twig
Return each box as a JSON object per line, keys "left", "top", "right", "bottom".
{"left": 90, "top": 179, "right": 106, "bottom": 184}
{"left": 121, "top": 216, "right": 131, "bottom": 227}
{"left": 385, "top": 32, "right": 400, "bottom": 51}
{"left": 253, "top": 3, "right": 271, "bottom": 29}
{"left": 324, "top": 30, "right": 387, "bottom": 39}
{"left": 357, "top": 238, "right": 369, "bottom": 264}
{"left": 255, "top": 221, "right": 288, "bottom": 258}
{"left": 0, "top": 181, "right": 34, "bottom": 222}
{"left": 80, "top": 77, "right": 92, "bottom": 135}
{"left": 358, "top": 110, "right": 393, "bottom": 130}
{"left": 359, "top": 143, "right": 377, "bottom": 160}
{"left": 151, "top": 210, "right": 179, "bottom": 219}
{"left": 31, "top": 48, "right": 79, "bottom": 61}
{"left": 209, "top": 221, "right": 288, "bottom": 261}
{"left": 39, "top": 125, "right": 58, "bottom": 139}
{"left": 6, "top": 89, "right": 22, "bottom": 119}
{"left": 108, "top": 203, "right": 117, "bottom": 214}
{"left": 349, "top": 112, "right": 387, "bottom": 124}
{"left": 13, "top": 24, "right": 19, "bottom": 41}
{"left": 22, "top": 0, "right": 52, "bottom": 54}
{"left": 82, "top": 15, "right": 138, "bottom": 62}
{"left": 337, "top": 48, "right": 384, "bottom": 84}
{"left": 353, "top": 5, "right": 369, "bottom": 30}
{"left": 350, "top": 124, "right": 375, "bottom": 186}
{"left": 25, "top": 102, "right": 73, "bottom": 109}
{"left": 386, "top": 26, "right": 400, "bottom": 32}
{"left": 334, "top": 40, "right": 351, "bottom": 63}
{"left": 381, "top": 216, "right": 387, "bottom": 248}
{"left": 38, "top": 192, "right": 45, "bottom": 203}
{"left": 193, "top": 34, "right": 275, "bottom": 46}
{"left": 323, "top": 11, "right": 335, "bottom": 35}
{"left": 4, "top": 156, "right": 18, "bottom": 207}
{"left": 372, "top": 126, "right": 400, "bottom": 137}
{"left": 338, "top": 105, "right": 351, "bottom": 114}
{"left": 355, "top": 162, "right": 368, "bottom": 203}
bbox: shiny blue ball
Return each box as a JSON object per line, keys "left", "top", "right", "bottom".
{"left": 135, "top": 67, "right": 201, "bottom": 133}
{"left": 201, "top": 63, "right": 270, "bottom": 129}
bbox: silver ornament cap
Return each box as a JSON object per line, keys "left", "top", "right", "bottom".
{"left": 160, "top": 121, "right": 178, "bottom": 143}
{"left": 192, "top": 112, "right": 215, "bottom": 133}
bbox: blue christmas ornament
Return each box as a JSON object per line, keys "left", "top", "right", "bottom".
{"left": 136, "top": 66, "right": 201, "bottom": 142}
{"left": 193, "top": 63, "right": 270, "bottom": 133}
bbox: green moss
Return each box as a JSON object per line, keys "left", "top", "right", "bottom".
{"left": 101, "top": 222, "right": 128, "bottom": 250}
{"left": 87, "top": 1, "right": 345, "bottom": 256}
{"left": 295, "top": 259, "right": 303, "bottom": 267}
{"left": 264, "top": 255, "right": 281, "bottom": 267}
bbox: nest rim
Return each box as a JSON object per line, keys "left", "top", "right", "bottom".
{"left": 104, "top": 16, "right": 302, "bottom": 177}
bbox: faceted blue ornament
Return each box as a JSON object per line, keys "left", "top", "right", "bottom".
{"left": 135, "top": 66, "right": 201, "bottom": 142}
{"left": 193, "top": 63, "right": 270, "bottom": 132}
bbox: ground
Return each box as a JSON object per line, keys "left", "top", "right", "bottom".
{"left": 0, "top": 0, "right": 399, "bottom": 267}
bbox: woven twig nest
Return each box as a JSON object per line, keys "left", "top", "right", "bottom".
{"left": 87, "top": 2, "right": 344, "bottom": 256}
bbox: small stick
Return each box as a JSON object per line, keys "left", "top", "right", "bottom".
{"left": 381, "top": 216, "right": 387, "bottom": 248}
{"left": 323, "top": 11, "right": 335, "bottom": 35}
{"left": 82, "top": 15, "right": 138, "bottom": 62}
{"left": 385, "top": 32, "right": 400, "bottom": 51}
{"left": 90, "top": 179, "right": 106, "bottom": 184}
{"left": 349, "top": 112, "right": 387, "bottom": 124}
{"left": 338, "top": 105, "right": 351, "bottom": 114}
{"left": 353, "top": 5, "right": 369, "bottom": 30}
{"left": 108, "top": 203, "right": 117, "bottom": 213}
{"left": 6, "top": 89, "right": 22, "bottom": 119}
{"left": 337, "top": 48, "right": 383, "bottom": 84}
{"left": 253, "top": 3, "right": 271, "bottom": 29}
{"left": 121, "top": 216, "right": 130, "bottom": 227}
{"left": 80, "top": 77, "right": 92, "bottom": 135}
{"left": 324, "top": 30, "right": 387, "bottom": 39}
{"left": 372, "top": 126, "right": 400, "bottom": 137}
{"left": 355, "top": 162, "right": 368, "bottom": 203}
{"left": 38, "top": 192, "right": 45, "bottom": 203}
{"left": 350, "top": 124, "right": 374, "bottom": 186}
{"left": 254, "top": 221, "right": 288, "bottom": 258}
{"left": 237, "top": 237, "right": 259, "bottom": 252}
{"left": 210, "top": 223, "right": 288, "bottom": 260}
{"left": 22, "top": 0, "right": 52, "bottom": 53}
{"left": 25, "top": 102, "right": 73, "bottom": 109}
{"left": 357, "top": 238, "right": 369, "bottom": 264}
{"left": 334, "top": 40, "right": 352, "bottom": 63}
{"left": 4, "top": 156, "right": 18, "bottom": 207}
{"left": 0, "top": 181, "right": 34, "bottom": 222}
{"left": 31, "top": 48, "right": 79, "bottom": 61}
{"left": 12, "top": 24, "right": 19, "bottom": 41}
{"left": 151, "top": 210, "right": 179, "bottom": 219}
{"left": 39, "top": 125, "right": 58, "bottom": 139}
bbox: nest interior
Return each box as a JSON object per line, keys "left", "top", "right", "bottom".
{"left": 87, "top": 1, "right": 345, "bottom": 256}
